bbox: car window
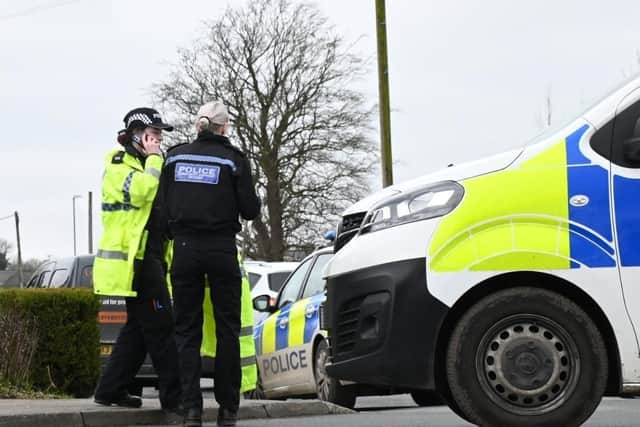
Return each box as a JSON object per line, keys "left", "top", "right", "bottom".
{"left": 301, "top": 254, "right": 332, "bottom": 299}
{"left": 49, "top": 269, "right": 70, "bottom": 288}
{"left": 38, "top": 271, "right": 52, "bottom": 288}
{"left": 26, "top": 274, "right": 39, "bottom": 288}
{"left": 268, "top": 271, "right": 292, "bottom": 292}
{"left": 611, "top": 98, "right": 640, "bottom": 168}
{"left": 277, "top": 258, "right": 312, "bottom": 309}
{"left": 77, "top": 265, "right": 93, "bottom": 288}
{"left": 248, "top": 273, "right": 261, "bottom": 290}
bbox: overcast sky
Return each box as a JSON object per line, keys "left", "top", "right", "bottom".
{"left": 2, "top": 0, "right": 640, "bottom": 263}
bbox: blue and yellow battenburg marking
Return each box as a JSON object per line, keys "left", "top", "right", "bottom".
{"left": 429, "top": 122, "right": 640, "bottom": 272}
{"left": 256, "top": 292, "right": 325, "bottom": 356}
{"left": 565, "top": 126, "right": 615, "bottom": 268}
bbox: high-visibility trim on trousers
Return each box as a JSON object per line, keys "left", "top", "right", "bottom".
{"left": 241, "top": 355, "right": 257, "bottom": 367}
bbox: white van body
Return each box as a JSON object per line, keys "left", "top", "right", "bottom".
{"left": 324, "top": 75, "right": 640, "bottom": 426}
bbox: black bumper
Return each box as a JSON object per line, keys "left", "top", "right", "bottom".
{"left": 325, "top": 258, "right": 448, "bottom": 390}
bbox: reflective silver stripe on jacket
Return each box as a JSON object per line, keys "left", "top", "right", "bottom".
{"left": 166, "top": 154, "right": 237, "bottom": 172}
{"left": 241, "top": 355, "right": 257, "bottom": 367}
{"left": 240, "top": 326, "right": 253, "bottom": 337}
{"left": 122, "top": 171, "right": 135, "bottom": 203}
{"left": 145, "top": 167, "right": 161, "bottom": 178}
{"left": 96, "top": 249, "right": 128, "bottom": 261}
{"left": 102, "top": 202, "right": 139, "bottom": 212}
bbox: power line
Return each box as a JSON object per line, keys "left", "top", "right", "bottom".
{"left": 0, "top": 0, "right": 83, "bottom": 22}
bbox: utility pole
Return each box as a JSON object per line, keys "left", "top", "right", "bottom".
{"left": 72, "top": 195, "right": 81, "bottom": 256}
{"left": 14, "top": 211, "right": 24, "bottom": 288}
{"left": 88, "top": 191, "right": 93, "bottom": 254}
{"left": 376, "top": 0, "right": 394, "bottom": 188}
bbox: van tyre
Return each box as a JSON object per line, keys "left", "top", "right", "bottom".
{"left": 446, "top": 287, "right": 607, "bottom": 427}
{"left": 314, "top": 339, "right": 356, "bottom": 409}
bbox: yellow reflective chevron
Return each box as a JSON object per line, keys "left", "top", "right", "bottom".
{"left": 429, "top": 139, "right": 571, "bottom": 272}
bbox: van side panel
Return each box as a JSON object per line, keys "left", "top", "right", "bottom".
{"left": 426, "top": 123, "right": 640, "bottom": 383}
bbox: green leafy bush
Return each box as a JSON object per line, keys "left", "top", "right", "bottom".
{"left": 0, "top": 289, "right": 100, "bottom": 397}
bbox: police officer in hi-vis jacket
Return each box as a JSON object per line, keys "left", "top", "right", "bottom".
{"left": 93, "top": 108, "right": 181, "bottom": 415}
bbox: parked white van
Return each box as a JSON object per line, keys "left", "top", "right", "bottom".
{"left": 324, "top": 75, "right": 640, "bottom": 426}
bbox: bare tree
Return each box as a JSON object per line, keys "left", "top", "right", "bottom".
{"left": 0, "top": 239, "right": 12, "bottom": 271}
{"left": 154, "top": 0, "right": 376, "bottom": 260}
{"left": 21, "top": 258, "right": 46, "bottom": 273}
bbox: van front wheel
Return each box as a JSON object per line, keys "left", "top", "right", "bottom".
{"left": 314, "top": 339, "right": 356, "bottom": 409}
{"left": 446, "top": 287, "right": 608, "bottom": 427}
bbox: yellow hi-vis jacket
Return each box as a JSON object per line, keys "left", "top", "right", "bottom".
{"left": 201, "top": 254, "right": 258, "bottom": 393}
{"left": 93, "top": 149, "right": 163, "bottom": 297}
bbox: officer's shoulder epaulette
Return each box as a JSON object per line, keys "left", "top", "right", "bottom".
{"left": 226, "top": 143, "right": 246, "bottom": 158}
{"left": 111, "top": 151, "right": 125, "bottom": 164}
{"left": 166, "top": 142, "right": 187, "bottom": 154}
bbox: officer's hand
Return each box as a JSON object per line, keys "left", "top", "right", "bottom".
{"left": 142, "top": 133, "right": 162, "bottom": 156}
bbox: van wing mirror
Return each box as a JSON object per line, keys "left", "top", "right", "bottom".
{"left": 253, "top": 294, "right": 275, "bottom": 312}
{"left": 623, "top": 136, "right": 640, "bottom": 163}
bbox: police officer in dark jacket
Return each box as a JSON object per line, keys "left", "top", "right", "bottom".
{"left": 160, "top": 101, "right": 260, "bottom": 427}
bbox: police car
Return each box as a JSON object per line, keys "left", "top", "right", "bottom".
{"left": 251, "top": 247, "right": 357, "bottom": 407}
{"left": 324, "top": 74, "right": 640, "bottom": 426}
{"left": 245, "top": 261, "right": 298, "bottom": 301}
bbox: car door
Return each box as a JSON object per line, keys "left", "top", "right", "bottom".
{"left": 608, "top": 90, "right": 640, "bottom": 345}
{"left": 280, "top": 252, "right": 334, "bottom": 393}
{"left": 298, "top": 252, "right": 333, "bottom": 339}
{"left": 255, "top": 257, "right": 313, "bottom": 394}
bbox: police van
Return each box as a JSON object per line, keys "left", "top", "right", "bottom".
{"left": 324, "top": 74, "right": 640, "bottom": 426}
{"left": 251, "top": 247, "right": 359, "bottom": 407}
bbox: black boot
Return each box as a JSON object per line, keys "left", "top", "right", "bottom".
{"left": 217, "top": 407, "right": 238, "bottom": 427}
{"left": 94, "top": 393, "right": 142, "bottom": 408}
{"left": 183, "top": 407, "right": 202, "bottom": 427}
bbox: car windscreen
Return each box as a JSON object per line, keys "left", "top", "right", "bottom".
{"left": 49, "top": 269, "right": 70, "bottom": 288}
{"left": 268, "top": 271, "right": 292, "bottom": 292}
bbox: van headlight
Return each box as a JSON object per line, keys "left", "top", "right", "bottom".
{"left": 360, "top": 181, "right": 464, "bottom": 234}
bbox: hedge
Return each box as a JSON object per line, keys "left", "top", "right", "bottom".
{"left": 0, "top": 289, "right": 100, "bottom": 397}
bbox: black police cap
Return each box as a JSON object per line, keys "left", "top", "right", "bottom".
{"left": 122, "top": 107, "right": 174, "bottom": 132}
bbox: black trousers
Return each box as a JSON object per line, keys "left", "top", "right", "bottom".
{"left": 94, "top": 261, "right": 181, "bottom": 408}
{"left": 171, "top": 234, "right": 241, "bottom": 412}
